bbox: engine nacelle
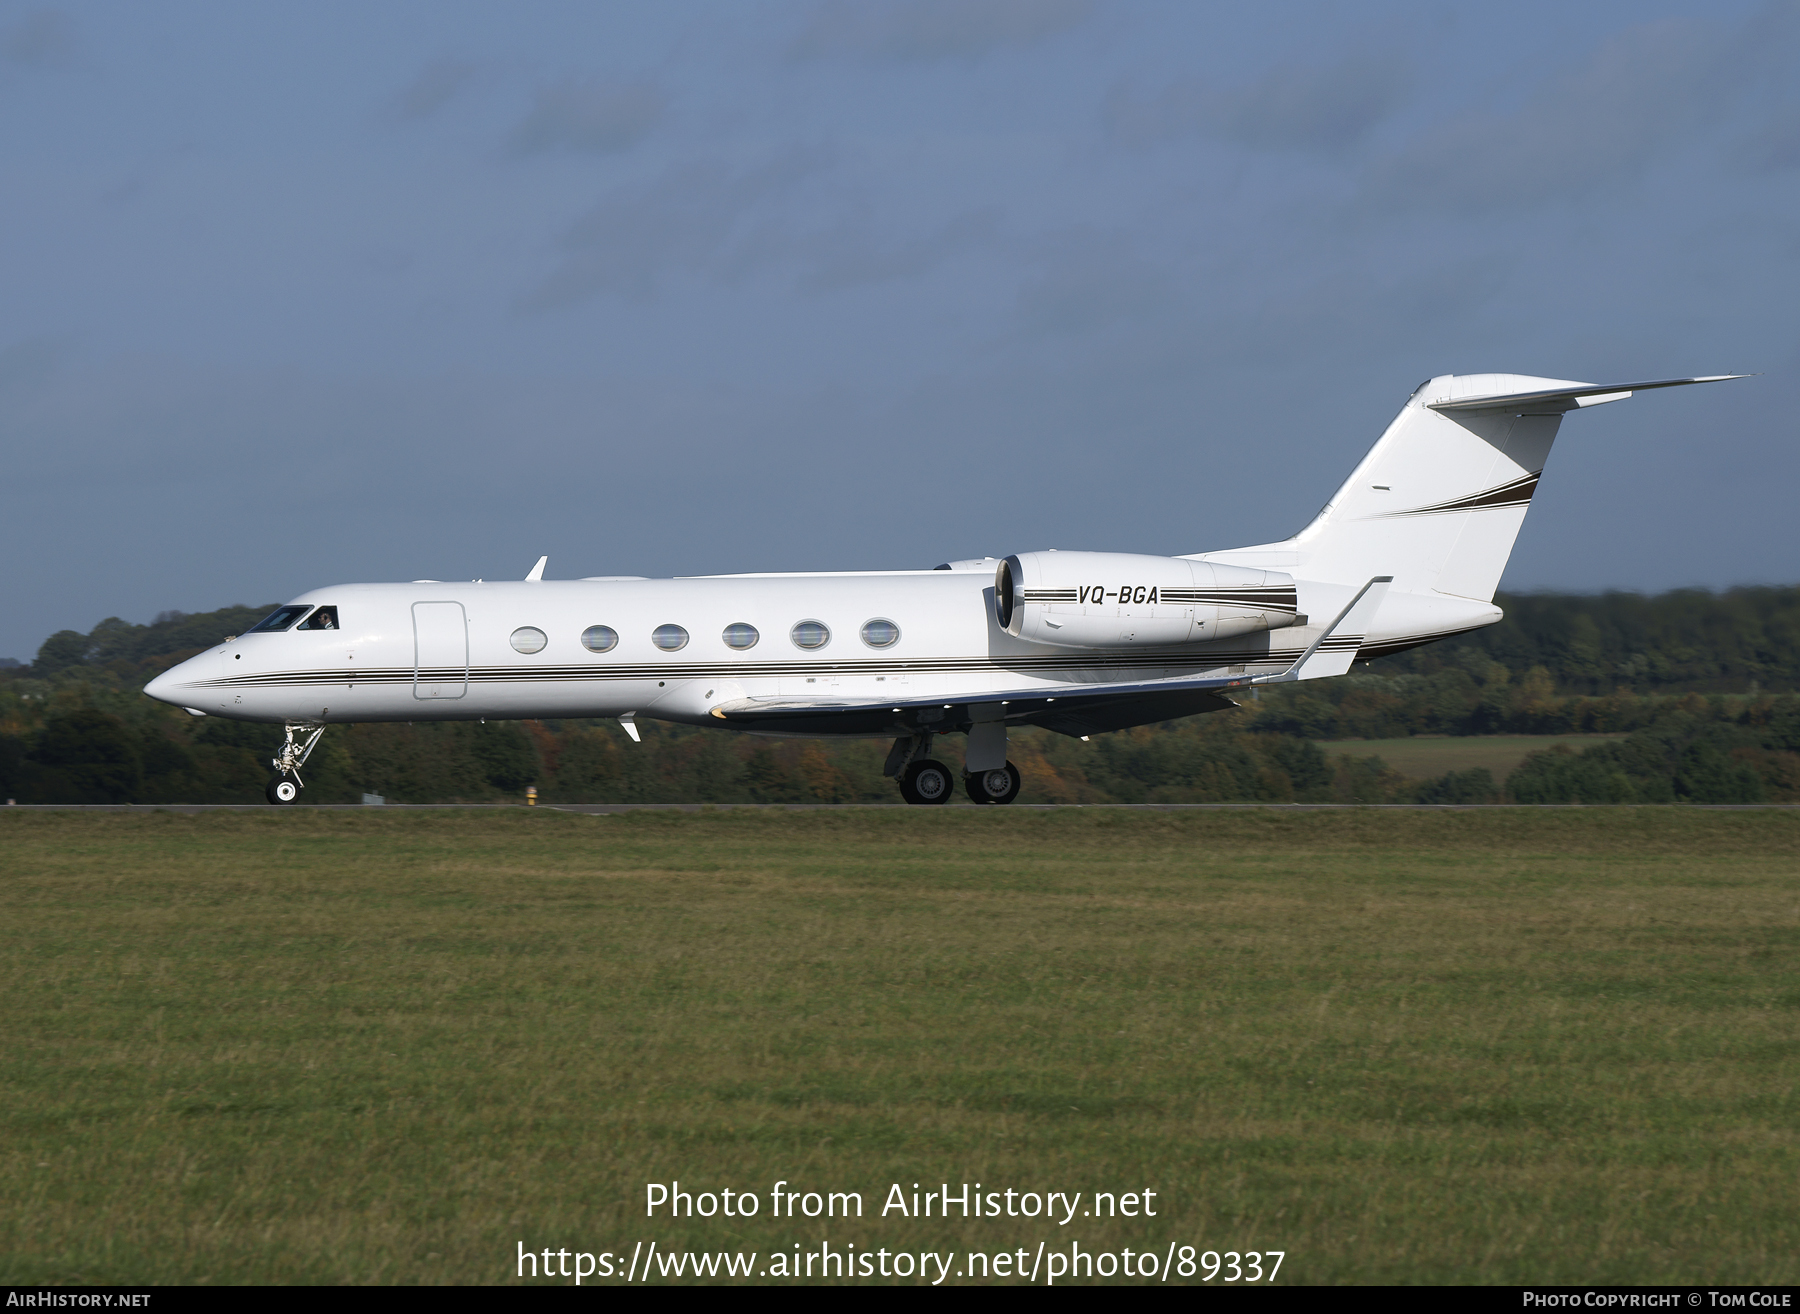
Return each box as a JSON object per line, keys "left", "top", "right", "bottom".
{"left": 996, "top": 551, "right": 1302, "bottom": 649}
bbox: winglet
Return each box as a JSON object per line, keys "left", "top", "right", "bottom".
{"left": 1254, "top": 577, "right": 1391, "bottom": 685}
{"left": 525, "top": 556, "right": 548, "bottom": 582}
{"left": 618, "top": 712, "right": 640, "bottom": 743}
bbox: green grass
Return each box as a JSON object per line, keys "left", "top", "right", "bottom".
{"left": 1318, "top": 734, "right": 1627, "bottom": 780}
{"left": 2, "top": 808, "right": 1797, "bottom": 1285}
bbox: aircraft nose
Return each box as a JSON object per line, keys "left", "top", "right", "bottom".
{"left": 144, "top": 657, "right": 203, "bottom": 709}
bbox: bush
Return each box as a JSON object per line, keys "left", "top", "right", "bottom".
{"left": 28, "top": 709, "right": 143, "bottom": 803}
{"left": 0, "top": 732, "right": 28, "bottom": 800}
{"left": 1415, "top": 768, "right": 1499, "bottom": 805}
{"left": 1674, "top": 743, "right": 1766, "bottom": 804}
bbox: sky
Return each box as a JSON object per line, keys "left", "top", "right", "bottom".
{"left": 3, "top": 0, "right": 1798, "bottom": 662}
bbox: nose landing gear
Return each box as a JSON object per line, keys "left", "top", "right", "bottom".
{"left": 266, "top": 723, "right": 325, "bottom": 805}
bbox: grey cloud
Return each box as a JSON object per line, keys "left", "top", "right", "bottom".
{"left": 521, "top": 150, "right": 834, "bottom": 307}
{"left": 523, "top": 151, "right": 998, "bottom": 306}
{"left": 1107, "top": 53, "right": 1412, "bottom": 155}
{"left": 1368, "top": 17, "right": 1773, "bottom": 212}
{"left": 97, "top": 174, "right": 147, "bottom": 207}
{"left": 1014, "top": 232, "right": 1172, "bottom": 336}
{"left": 508, "top": 80, "right": 665, "bottom": 156}
{"left": 393, "top": 59, "right": 478, "bottom": 120}
{"left": 800, "top": 209, "right": 1001, "bottom": 291}
{"left": 0, "top": 335, "right": 71, "bottom": 403}
{"left": 790, "top": 0, "right": 1092, "bottom": 63}
{"left": 3, "top": 8, "right": 75, "bottom": 68}
{"left": 1737, "top": 103, "right": 1800, "bottom": 171}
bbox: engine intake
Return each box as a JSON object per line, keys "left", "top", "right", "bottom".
{"left": 996, "top": 551, "right": 1301, "bottom": 649}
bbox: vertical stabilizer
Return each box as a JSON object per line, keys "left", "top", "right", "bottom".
{"left": 1194, "top": 372, "right": 1743, "bottom": 603}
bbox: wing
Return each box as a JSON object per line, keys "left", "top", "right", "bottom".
{"left": 709, "top": 668, "right": 1257, "bottom": 738}
{"left": 709, "top": 577, "right": 1392, "bottom": 739}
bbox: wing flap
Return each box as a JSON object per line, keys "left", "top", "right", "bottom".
{"left": 1032, "top": 690, "right": 1239, "bottom": 737}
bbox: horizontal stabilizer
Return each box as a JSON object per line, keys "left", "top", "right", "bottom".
{"left": 1429, "top": 375, "right": 1748, "bottom": 413}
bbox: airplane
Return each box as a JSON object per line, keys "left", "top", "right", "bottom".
{"left": 144, "top": 371, "right": 1745, "bottom": 806}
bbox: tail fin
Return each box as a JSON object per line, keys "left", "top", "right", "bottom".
{"left": 1196, "top": 372, "right": 1745, "bottom": 602}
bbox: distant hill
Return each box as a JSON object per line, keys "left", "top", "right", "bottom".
{"left": 27, "top": 604, "right": 279, "bottom": 676}
{"left": 1376, "top": 587, "right": 1800, "bottom": 694}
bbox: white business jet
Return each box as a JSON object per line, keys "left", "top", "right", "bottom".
{"left": 145, "top": 372, "right": 1743, "bottom": 805}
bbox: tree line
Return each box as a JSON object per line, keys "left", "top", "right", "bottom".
{"left": 1376, "top": 586, "right": 1800, "bottom": 694}
{"left": 4, "top": 588, "right": 1797, "bottom": 805}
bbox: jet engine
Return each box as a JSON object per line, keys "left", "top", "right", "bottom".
{"left": 995, "top": 551, "right": 1302, "bottom": 649}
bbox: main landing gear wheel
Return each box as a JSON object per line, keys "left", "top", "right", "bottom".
{"left": 965, "top": 761, "right": 1022, "bottom": 805}
{"left": 899, "top": 759, "right": 955, "bottom": 805}
{"left": 266, "top": 773, "right": 300, "bottom": 805}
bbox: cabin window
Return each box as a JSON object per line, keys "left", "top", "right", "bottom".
{"left": 248, "top": 605, "right": 312, "bottom": 633}
{"left": 581, "top": 625, "right": 618, "bottom": 653}
{"left": 722, "top": 622, "right": 759, "bottom": 650}
{"left": 297, "top": 606, "right": 339, "bottom": 631}
{"left": 510, "top": 626, "right": 548, "bottom": 654}
{"left": 860, "top": 618, "right": 900, "bottom": 648}
{"left": 790, "top": 620, "right": 830, "bottom": 650}
{"left": 653, "top": 624, "right": 689, "bottom": 652}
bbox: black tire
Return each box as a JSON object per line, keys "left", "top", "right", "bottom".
{"left": 965, "top": 760, "right": 1022, "bottom": 805}
{"left": 266, "top": 774, "right": 300, "bottom": 805}
{"left": 899, "top": 759, "right": 955, "bottom": 805}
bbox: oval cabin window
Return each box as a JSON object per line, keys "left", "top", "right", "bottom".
{"left": 860, "top": 618, "right": 900, "bottom": 648}
{"left": 652, "top": 624, "right": 689, "bottom": 652}
{"left": 510, "top": 626, "right": 548, "bottom": 654}
{"left": 581, "top": 625, "right": 618, "bottom": 653}
{"left": 723, "top": 623, "right": 759, "bottom": 650}
{"left": 790, "top": 620, "right": 830, "bottom": 650}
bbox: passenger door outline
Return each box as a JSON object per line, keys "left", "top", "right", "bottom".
{"left": 413, "top": 601, "right": 469, "bottom": 700}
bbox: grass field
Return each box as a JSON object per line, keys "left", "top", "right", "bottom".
{"left": 1316, "top": 734, "right": 1626, "bottom": 781}
{"left": 2, "top": 808, "right": 1797, "bottom": 1286}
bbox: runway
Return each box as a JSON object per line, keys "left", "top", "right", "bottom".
{"left": 7, "top": 802, "right": 1798, "bottom": 812}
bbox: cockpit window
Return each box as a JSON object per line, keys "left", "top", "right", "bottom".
{"left": 297, "top": 606, "right": 339, "bottom": 631}
{"left": 248, "top": 605, "right": 312, "bottom": 633}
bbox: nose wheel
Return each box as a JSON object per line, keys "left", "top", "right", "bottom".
{"left": 965, "top": 761, "right": 1021, "bottom": 805}
{"left": 899, "top": 759, "right": 955, "bottom": 805}
{"left": 266, "top": 723, "right": 325, "bottom": 805}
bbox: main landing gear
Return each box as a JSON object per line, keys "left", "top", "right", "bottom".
{"left": 266, "top": 723, "right": 325, "bottom": 805}
{"left": 964, "top": 761, "right": 1021, "bottom": 805}
{"left": 899, "top": 758, "right": 955, "bottom": 805}
{"left": 884, "top": 732, "right": 1022, "bottom": 806}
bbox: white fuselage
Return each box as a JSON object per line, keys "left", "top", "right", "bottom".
{"left": 146, "top": 569, "right": 1497, "bottom": 731}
